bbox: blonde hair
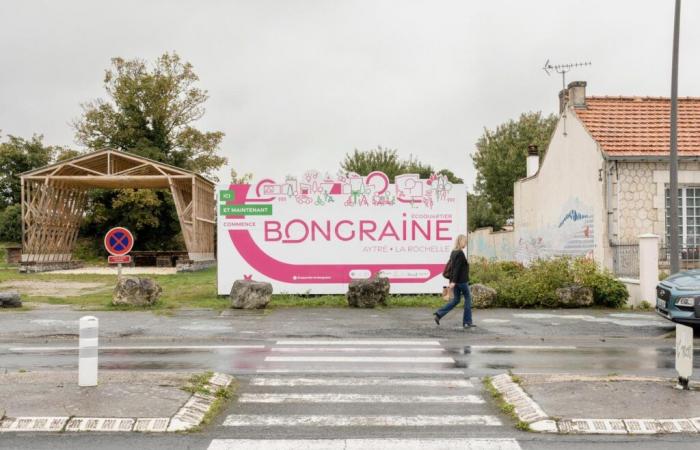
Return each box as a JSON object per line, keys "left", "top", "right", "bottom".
{"left": 453, "top": 234, "right": 467, "bottom": 251}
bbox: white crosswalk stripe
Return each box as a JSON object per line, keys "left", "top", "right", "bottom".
{"left": 208, "top": 438, "right": 522, "bottom": 450}
{"left": 215, "top": 338, "right": 517, "bottom": 447}
{"left": 223, "top": 414, "right": 502, "bottom": 427}
{"left": 249, "top": 377, "right": 474, "bottom": 387}
{"left": 265, "top": 356, "right": 454, "bottom": 363}
{"left": 271, "top": 346, "right": 446, "bottom": 353}
{"left": 276, "top": 340, "right": 441, "bottom": 346}
{"left": 238, "top": 393, "right": 485, "bottom": 403}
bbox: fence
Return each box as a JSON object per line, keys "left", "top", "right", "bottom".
{"left": 659, "top": 246, "right": 700, "bottom": 272}
{"left": 612, "top": 240, "right": 700, "bottom": 278}
{"left": 611, "top": 242, "right": 640, "bottom": 278}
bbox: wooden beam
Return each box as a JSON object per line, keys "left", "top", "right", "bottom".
{"left": 67, "top": 163, "right": 105, "bottom": 176}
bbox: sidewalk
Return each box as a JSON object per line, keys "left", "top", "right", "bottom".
{"left": 491, "top": 372, "right": 700, "bottom": 434}
{"left": 0, "top": 371, "right": 234, "bottom": 433}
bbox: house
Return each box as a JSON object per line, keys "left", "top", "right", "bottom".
{"left": 470, "top": 81, "right": 700, "bottom": 279}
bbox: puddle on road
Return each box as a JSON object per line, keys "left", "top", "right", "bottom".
{"left": 512, "top": 313, "right": 672, "bottom": 328}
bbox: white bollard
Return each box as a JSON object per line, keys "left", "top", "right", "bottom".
{"left": 79, "top": 316, "right": 99, "bottom": 387}
{"left": 638, "top": 234, "right": 659, "bottom": 305}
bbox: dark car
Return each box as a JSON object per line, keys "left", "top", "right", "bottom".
{"left": 656, "top": 269, "right": 700, "bottom": 326}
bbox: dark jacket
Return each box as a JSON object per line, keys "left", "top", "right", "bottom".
{"left": 449, "top": 249, "right": 469, "bottom": 284}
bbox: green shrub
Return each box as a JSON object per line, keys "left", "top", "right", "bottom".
{"left": 497, "top": 258, "right": 573, "bottom": 308}
{"left": 571, "top": 258, "right": 628, "bottom": 308}
{"left": 470, "top": 258, "right": 524, "bottom": 286}
{"left": 471, "top": 256, "right": 628, "bottom": 309}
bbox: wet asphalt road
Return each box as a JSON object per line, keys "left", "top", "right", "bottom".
{"left": 1, "top": 307, "right": 699, "bottom": 449}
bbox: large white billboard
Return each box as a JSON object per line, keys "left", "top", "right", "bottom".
{"left": 217, "top": 170, "right": 466, "bottom": 295}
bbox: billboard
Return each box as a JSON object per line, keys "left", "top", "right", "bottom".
{"left": 217, "top": 170, "right": 466, "bottom": 295}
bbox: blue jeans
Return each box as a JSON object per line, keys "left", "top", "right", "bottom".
{"left": 435, "top": 283, "right": 472, "bottom": 326}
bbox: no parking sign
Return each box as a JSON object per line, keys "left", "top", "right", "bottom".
{"left": 104, "top": 227, "right": 134, "bottom": 264}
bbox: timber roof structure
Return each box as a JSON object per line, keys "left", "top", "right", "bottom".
{"left": 20, "top": 149, "right": 216, "bottom": 265}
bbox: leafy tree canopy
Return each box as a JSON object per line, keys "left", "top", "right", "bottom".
{"left": 73, "top": 52, "right": 226, "bottom": 179}
{"left": 72, "top": 52, "right": 227, "bottom": 252}
{"left": 0, "top": 133, "right": 74, "bottom": 208}
{"left": 341, "top": 147, "right": 463, "bottom": 184}
{"left": 471, "top": 111, "right": 557, "bottom": 227}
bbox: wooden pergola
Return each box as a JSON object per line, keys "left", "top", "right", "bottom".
{"left": 20, "top": 149, "right": 216, "bottom": 265}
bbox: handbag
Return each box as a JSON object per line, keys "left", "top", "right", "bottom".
{"left": 442, "top": 257, "right": 452, "bottom": 279}
{"left": 442, "top": 286, "right": 453, "bottom": 301}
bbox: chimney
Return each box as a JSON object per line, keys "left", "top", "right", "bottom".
{"left": 558, "top": 89, "right": 568, "bottom": 114}
{"left": 567, "top": 81, "right": 587, "bottom": 108}
{"left": 526, "top": 144, "right": 539, "bottom": 177}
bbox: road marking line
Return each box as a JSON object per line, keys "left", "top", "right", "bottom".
{"left": 271, "top": 347, "right": 445, "bottom": 353}
{"left": 238, "top": 393, "right": 484, "bottom": 403}
{"left": 249, "top": 377, "right": 473, "bottom": 387}
{"left": 265, "top": 356, "right": 454, "bottom": 363}
{"left": 255, "top": 368, "right": 465, "bottom": 375}
{"left": 7, "top": 345, "right": 265, "bottom": 352}
{"left": 222, "top": 415, "right": 502, "bottom": 427}
{"left": 471, "top": 345, "right": 577, "bottom": 350}
{"left": 276, "top": 340, "right": 441, "bottom": 346}
{"left": 208, "top": 438, "right": 522, "bottom": 450}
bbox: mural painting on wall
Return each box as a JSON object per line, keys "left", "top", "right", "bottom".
{"left": 515, "top": 198, "right": 595, "bottom": 264}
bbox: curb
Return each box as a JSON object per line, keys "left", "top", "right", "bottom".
{"left": 0, "top": 372, "right": 234, "bottom": 433}
{"left": 491, "top": 373, "right": 700, "bottom": 435}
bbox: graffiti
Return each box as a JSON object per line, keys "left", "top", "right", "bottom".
{"left": 514, "top": 198, "right": 595, "bottom": 265}
{"left": 559, "top": 209, "right": 592, "bottom": 228}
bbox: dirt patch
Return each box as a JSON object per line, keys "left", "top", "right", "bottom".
{"left": 0, "top": 280, "right": 110, "bottom": 297}
{"left": 48, "top": 267, "right": 177, "bottom": 275}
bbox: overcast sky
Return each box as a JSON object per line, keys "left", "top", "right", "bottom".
{"left": 1, "top": 0, "right": 699, "bottom": 189}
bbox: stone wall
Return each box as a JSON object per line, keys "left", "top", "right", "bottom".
{"left": 613, "top": 161, "right": 700, "bottom": 244}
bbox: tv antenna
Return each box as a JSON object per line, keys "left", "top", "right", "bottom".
{"left": 543, "top": 59, "right": 591, "bottom": 89}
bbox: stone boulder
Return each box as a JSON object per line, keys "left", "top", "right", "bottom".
{"left": 470, "top": 283, "right": 497, "bottom": 308}
{"left": 556, "top": 284, "right": 594, "bottom": 307}
{"left": 0, "top": 291, "right": 21, "bottom": 308}
{"left": 230, "top": 280, "right": 273, "bottom": 309}
{"left": 347, "top": 276, "right": 390, "bottom": 308}
{"left": 112, "top": 277, "right": 162, "bottom": 307}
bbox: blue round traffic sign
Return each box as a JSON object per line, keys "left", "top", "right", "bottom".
{"left": 104, "top": 227, "right": 134, "bottom": 256}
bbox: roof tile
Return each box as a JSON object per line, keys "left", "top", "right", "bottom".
{"left": 573, "top": 97, "right": 700, "bottom": 156}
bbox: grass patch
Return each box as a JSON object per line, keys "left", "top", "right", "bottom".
{"left": 508, "top": 371, "right": 524, "bottom": 385}
{"left": 181, "top": 371, "right": 239, "bottom": 432}
{"left": 199, "top": 382, "right": 238, "bottom": 429}
{"left": 0, "top": 266, "right": 451, "bottom": 310}
{"left": 182, "top": 371, "right": 215, "bottom": 395}
{"left": 483, "top": 376, "right": 531, "bottom": 432}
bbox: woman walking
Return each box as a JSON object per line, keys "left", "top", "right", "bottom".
{"left": 433, "top": 234, "right": 475, "bottom": 328}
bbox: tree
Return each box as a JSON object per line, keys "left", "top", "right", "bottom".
{"left": 471, "top": 111, "right": 557, "bottom": 228}
{"left": 341, "top": 147, "right": 463, "bottom": 184}
{"left": 230, "top": 169, "right": 253, "bottom": 185}
{"left": 341, "top": 147, "right": 406, "bottom": 182}
{"left": 467, "top": 192, "right": 501, "bottom": 231}
{"left": 0, "top": 134, "right": 75, "bottom": 242}
{"left": 73, "top": 52, "right": 228, "bottom": 251}
{"left": 74, "top": 52, "right": 226, "bottom": 178}
{"left": 0, "top": 134, "right": 56, "bottom": 208}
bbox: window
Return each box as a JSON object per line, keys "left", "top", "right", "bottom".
{"left": 665, "top": 187, "right": 700, "bottom": 247}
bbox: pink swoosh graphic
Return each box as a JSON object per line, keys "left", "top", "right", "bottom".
{"left": 226, "top": 184, "right": 443, "bottom": 284}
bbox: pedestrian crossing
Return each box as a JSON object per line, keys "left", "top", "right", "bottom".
{"left": 209, "top": 339, "right": 521, "bottom": 450}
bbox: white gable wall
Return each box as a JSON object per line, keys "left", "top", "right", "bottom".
{"left": 513, "top": 110, "right": 607, "bottom": 266}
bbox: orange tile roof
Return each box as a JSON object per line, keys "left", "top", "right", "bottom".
{"left": 573, "top": 96, "right": 700, "bottom": 156}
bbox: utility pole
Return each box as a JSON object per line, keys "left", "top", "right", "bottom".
{"left": 669, "top": 0, "right": 681, "bottom": 274}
